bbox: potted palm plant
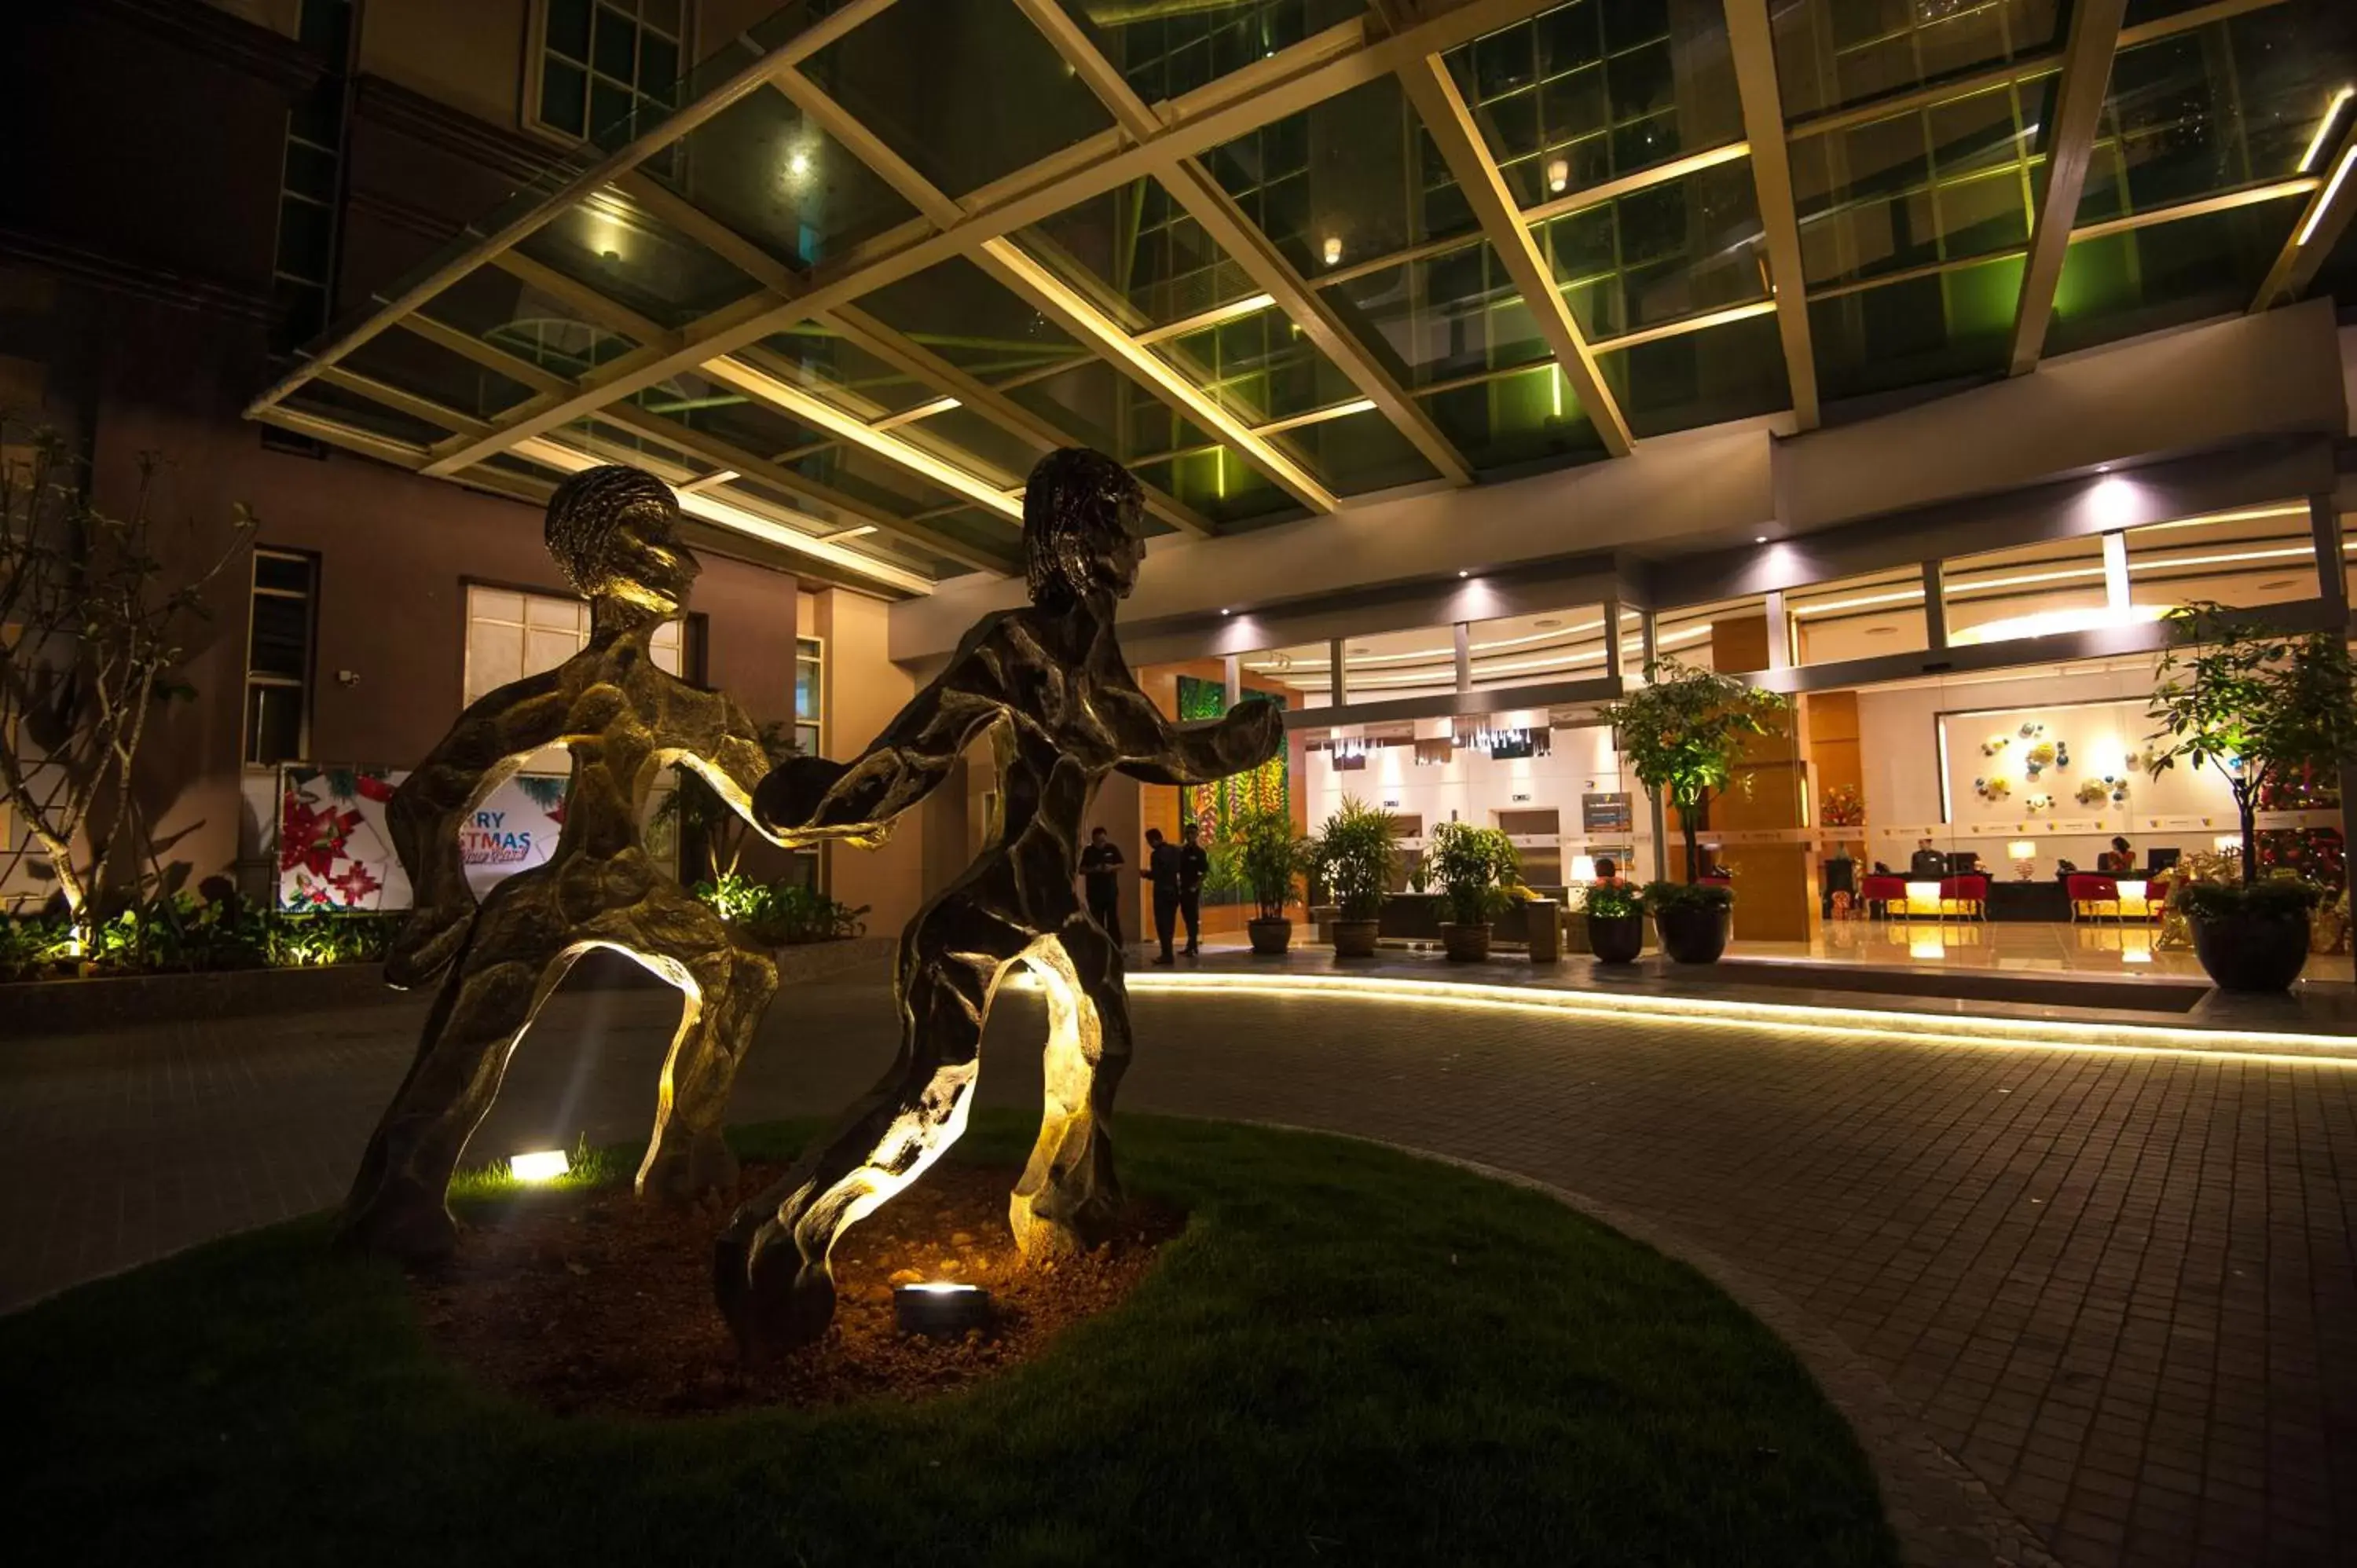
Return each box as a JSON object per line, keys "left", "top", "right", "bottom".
{"left": 1426, "top": 819, "right": 1519, "bottom": 963}
{"left": 2145, "top": 603, "right": 2355, "bottom": 992}
{"left": 1211, "top": 804, "right": 1311, "bottom": 957}
{"left": 1596, "top": 658, "right": 1789, "bottom": 965}
{"left": 1585, "top": 881, "right": 1646, "bottom": 965}
{"left": 1311, "top": 797, "right": 1397, "bottom": 960}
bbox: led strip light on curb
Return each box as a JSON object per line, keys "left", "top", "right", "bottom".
{"left": 1098, "top": 972, "right": 2357, "bottom": 1069}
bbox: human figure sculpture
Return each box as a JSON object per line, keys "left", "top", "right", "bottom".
{"left": 717, "top": 446, "right": 1283, "bottom": 1358}
{"left": 340, "top": 465, "right": 794, "bottom": 1260}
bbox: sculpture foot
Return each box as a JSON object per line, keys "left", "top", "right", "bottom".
{"left": 639, "top": 1132, "right": 739, "bottom": 1206}
{"left": 336, "top": 1186, "right": 460, "bottom": 1264}
{"left": 1007, "top": 1189, "right": 1118, "bottom": 1263}
{"left": 713, "top": 1226, "right": 838, "bottom": 1364}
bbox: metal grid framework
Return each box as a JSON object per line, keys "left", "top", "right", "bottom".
{"left": 247, "top": 0, "right": 2357, "bottom": 596}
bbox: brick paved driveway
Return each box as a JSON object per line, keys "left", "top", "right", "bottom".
{"left": 3, "top": 974, "right": 2353, "bottom": 1567}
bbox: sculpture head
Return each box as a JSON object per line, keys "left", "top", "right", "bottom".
{"left": 1023, "top": 448, "right": 1144, "bottom": 613}
{"left": 545, "top": 465, "right": 699, "bottom": 617}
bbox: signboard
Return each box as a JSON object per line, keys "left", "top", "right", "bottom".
{"left": 1582, "top": 792, "right": 1633, "bottom": 833}
{"left": 277, "top": 765, "right": 573, "bottom": 910}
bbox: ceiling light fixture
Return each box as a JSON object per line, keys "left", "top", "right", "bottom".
{"left": 1754, "top": 535, "right": 1769, "bottom": 544}
{"left": 787, "top": 149, "right": 812, "bottom": 178}
{"left": 2299, "top": 86, "right": 2355, "bottom": 173}
{"left": 2299, "top": 145, "right": 2357, "bottom": 246}
{"left": 1457, "top": 570, "right": 1470, "bottom": 578}
{"left": 1321, "top": 235, "right": 1343, "bottom": 266}
{"left": 1546, "top": 157, "right": 1569, "bottom": 194}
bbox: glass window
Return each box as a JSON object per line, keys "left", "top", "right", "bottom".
{"left": 464, "top": 584, "right": 683, "bottom": 768}
{"left": 1020, "top": 175, "right": 1263, "bottom": 332}
{"left": 794, "top": 635, "right": 823, "bottom": 759}
{"left": 1419, "top": 362, "right": 1606, "bottom": 474}
{"left": 1786, "top": 566, "right": 1930, "bottom": 665}
{"left": 1046, "top": 0, "right": 1365, "bottom": 104}
{"left": 2045, "top": 196, "right": 2304, "bottom": 359}
{"left": 1467, "top": 604, "right": 1611, "bottom": 690}
{"left": 533, "top": 0, "right": 688, "bottom": 148}
{"left": 1769, "top": 0, "right": 2062, "bottom": 123}
{"left": 1541, "top": 155, "right": 1769, "bottom": 340}
{"left": 1806, "top": 248, "right": 2022, "bottom": 403}
{"left": 1941, "top": 534, "right": 2113, "bottom": 645}
{"left": 1599, "top": 310, "right": 1792, "bottom": 438}
{"left": 2122, "top": 502, "right": 2324, "bottom": 612}
{"left": 244, "top": 548, "right": 317, "bottom": 768}
{"left": 1650, "top": 593, "right": 1768, "bottom": 673}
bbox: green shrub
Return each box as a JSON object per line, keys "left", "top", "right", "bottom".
{"left": 1427, "top": 820, "right": 1520, "bottom": 925}
{"left": 3, "top": 896, "right": 401, "bottom": 980}
{"left": 1208, "top": 804, "right": 1310, "bottom": 921}
{"left": 1643, "top": 880, "right": 1735, "bottom": 912}
{"left": 1311, "top": 797, "right": 1398, "bottom": 921}
{"left": 692, "top": 874, "right": 868, "bottom": 946}
{"left": 1586, "top": 883, "right": 1644, "bottom": 920}
{"left": 2168, "top": 877, "right": 2322, "bottom": 921}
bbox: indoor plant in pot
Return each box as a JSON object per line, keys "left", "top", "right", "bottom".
{"left": 1213, "top": 804, "right": 1311, "bottom": 957}
{"left": 1426, "top": 819, "right": 1519, "bottom": 963}
{"left": 1585, "top": 881, "right": 1646, "bottom": 965}
{"left": 1311, "top": 797, "right": 1398, "bottom": 959}
{"left": 1596, "top": 658, "right": 1789, "bottom": 967}
{"left": 2144, "top": 603, "right": 2355, "bottom": 991}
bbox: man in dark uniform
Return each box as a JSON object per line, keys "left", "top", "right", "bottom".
{"left": 1079, "top": 826, "right": 1124, "bottom": 946}
{"left": 1143, "top": 826, "right": 1181, "bottom": 965}
{"left": 1175, "top": 819, "right": 1209, "bottom": 959}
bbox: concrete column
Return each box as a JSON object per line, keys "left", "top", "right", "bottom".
{"left": 1603, "top": 599, "right": 1622, "bottom": 678}
{"left": 1329, "top": 637, "right": 1347, "bottom": 708}
{"left": 2312, "top": 493, "right": 2348, "bottom": 617}
{"left": 1222, "top": 653, "right": 1241, "bottom": 707}
{"left": 2102, "top": 531, "right": 2130, "bottom": 614}
{"left": 1453, "top": 622, "right": 1472, "bottom": 692}
{"left": 1764, "top": 589, "right": 1791, "bottom": 670}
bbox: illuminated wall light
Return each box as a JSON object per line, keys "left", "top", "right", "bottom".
{"left": 2299, "top": 86, "right": 2355, "bottom": 173}
{"left": 895, "top": 1280, "right": 992, "bottom": 1336}
{"left": 2298, "top": 145, "right": 2357, "bottom": 247}
{"left": 1546, "top": 156, "right": 1570, "bottom": 194}
{"left": 1321, "top": 235, "right": 1343, "bottom": 266}
{"left": 511, "top": 1149, "right": 570, "bottom": 1182}
{"left": 787, "top": 148, "right": 813, "bottom": 179}
{"left": 1947, "top": 603, "right": 2172, "bottom": 646}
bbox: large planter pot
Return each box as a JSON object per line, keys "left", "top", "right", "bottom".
{"left": 1331, "top": 918, "right": 1380, "bottom": 960}
{"left": 1440, "top": 921, "right": 1492, "bottom": 963}
{"left": 1653, "top": 903, "right": 1732, "bottom": 965}
{"left": 1589, "top": 912, "right": 1645, "bottom": 965}
{"left": 1247, "top": 917, "right": 1293, "bottom": 957}
{"left": 2189, "top": 910, "right": 2311, "bottom": 992}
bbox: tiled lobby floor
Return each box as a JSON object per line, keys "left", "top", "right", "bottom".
{"left": 5, "top": 969, "right": 2355, "bottom": 1566}
{"left": 1735, "top": 918, "right": 2351, "bottom": 983}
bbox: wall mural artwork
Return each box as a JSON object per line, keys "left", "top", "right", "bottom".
{"left": 1177, "top": 673, "right": 1288, "bottom": 835}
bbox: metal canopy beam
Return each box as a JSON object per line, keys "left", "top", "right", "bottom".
{"left": 2007, "top": 0, "right": 2129, "bottom": 376}
{"left": 306, "top": 0, "right": 1563, "bottom": 488}
{"left": 1724, "top": 0, "right": 1820, "bottom": 429}
{"left": 245, "top": 0, "right": 904, "bottom": 415}
{"left": 2253, "top": 119, "right": 2357, "bottom": 311}
{"left": 1397, "top": 53, "right": 1633, "bottom": 456}
{"left": 1011, "top": 0, "right": 1474, "bottom": 488}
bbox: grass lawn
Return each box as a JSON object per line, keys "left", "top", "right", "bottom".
{"left": 2, "top": 1113, "right": 1896, "bottom": 1566}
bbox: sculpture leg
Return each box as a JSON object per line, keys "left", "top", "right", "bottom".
{"left": 1010, "top": 914, "right": 1133, "bottom": 1260}
{"left": 636, "top": 930, "right": 778, "bottom": 1205}
{"left": 339, "top": 941, "right": 577, "bottom": 1261}
{"left": 714, "top": 899, "right": 1025, "bottom": 1360}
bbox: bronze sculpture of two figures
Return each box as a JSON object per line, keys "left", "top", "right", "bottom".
{"left": 340, "top": 449, "right": 1284, "bottom": 1359}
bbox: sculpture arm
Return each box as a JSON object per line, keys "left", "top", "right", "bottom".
{"left": 383, "top": 672, "right": 570, "bottom": 987}
{"left": 1113, "top": 691, "right": 1286, "bottom": 786}
{"left": 672, "top": 691, "right": 800, "bottom": 846}
{"left": 755, "top": 657, "right": 1006, "bottom": 845}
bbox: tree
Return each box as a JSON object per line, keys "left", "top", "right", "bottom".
{"left": 1596, "top": 658, "right": 1791, "bottom": 883}
{"left": 0, "top": 430, "right": 250, "bottom": 943}
{"left": 1208, "top": 801, "right": 1309, "bottom": 921}
{"left": 2145, "top": 603, "right": 2357, "bottom": 887}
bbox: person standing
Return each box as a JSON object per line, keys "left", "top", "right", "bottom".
{"left": 1143, "top": 826, "right": 1182, "bottom": 965}
{"left": 1175, "top": 819, "right": 1209, "bottom": 958}
{"left": 1079, "top": 826, "right": 1124, "bottom": 946}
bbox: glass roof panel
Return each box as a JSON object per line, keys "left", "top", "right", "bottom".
{"left": 2047, "top": 195, "right": 2304, "bottom": 357}
{"left": 1205, "top": 73, "right": 1479, "bottom": 280}
{"left": 420, "top": 266, "right": 637, "bottom": 379}
{"left": 1130, "top": 447, "right": 1299, "bottom": 530}
{"left": 282, "top": 380, "right": 445, "bottom": 450}
{"left": 516, "top": 198, "right": 761, "bottom": 329}
{"left": 1419, "top": 364, "right": 1607, "bottom": 473}
{"left": 1596, "top": 310, "right": 1791, "bottom": 438}
{"left": 786, "top": 443, "right": 965, "bottom": 517}
{"left": 1019, "top": 174, "right": 1262, "bottom": 330}
{"left": 2074, "top": 0, "right": 2357, "bottom": 227}
{"left": 1045, "top": 0, "right": 1366, "bottom": 103}
{"left": 858, "top": 256, "right": 1083, "bottom": 379}
{"left": 1271, "top": 408, "right": 1443, "bottom": 498}
{"left": 1807, "top": 248, "right": 2022, "bottom": 403}
{"left": 1540, "top": 153, "right": 1768, "bottom": 341}
{"left": 910, "top": 507, "right": 1025, "bottom": 567}
{"left": 636, "top": 80, "right": 921, "bottom": 272}
{"left": 802, "top": 0, "right": 1116, "bottom": 198}
{"left": 1326, "top": 242, "right": 1550, "bottom": 389}
{"left": 627, "top": 372, "right": 830, "bottom": 460}
{"left": 1006, "top": 357, "right": 1222, "bottom": 466}
{"left": 759, "top": 324, "right": 940, "bottom": 416}
{"left": 1153, "top": 305, "right": 1360, "bottom": 426}
{"left": 346, "top": 332, "right": 538, "bottom": 422}
{"left": 1790, "top": 73, "right": 2053, "bottom": 291}
{"left": 1770, "top": 0, "right": 2064, "bottom": 124}
{"left": 1446, "top": 0, "right": 1743, "bottom": 205}
{"left": 901, "top": 404, "right": 1046, "bottom": 486}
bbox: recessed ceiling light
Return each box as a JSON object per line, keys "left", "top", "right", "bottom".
{"left": 1457, "top": 570, "right": 1470, "bottom": 578}
{"left": 1220, "top": 607, "right": 1232, "bottom": 616}
{"left": 1349, "top": 646, "right": 1372, "bottom": 655}
{"left": 1534, "top": 617, "right": 1562, "bottom": 629}
{"left": 1754, "top": 535, "right": 1769, "bottom": 544}
{"left": 2259, "top": 578, "right": 2300, "bottom": 590}
{"left": 1864, "top": 625, "right": 1897, "bottom": 637}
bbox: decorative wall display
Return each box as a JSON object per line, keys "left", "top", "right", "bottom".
{"left": 1820, "top": 784, "right": 1864, "bottom": 826}
{"left": 1178, "top": 672, "right": 1288, "bottom": 835}
{"left": 277, "top": 766, "right": 412, "bottom": 910}
{"left": 1583, "top": 792, "right": 1633, "bottom": 832}
{"left": 458, "top": 773, "right": 569, "bottom": 899}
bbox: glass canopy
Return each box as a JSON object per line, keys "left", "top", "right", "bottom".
{"left": 251, "top": 0, "right": 2357, "bottom": 598}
